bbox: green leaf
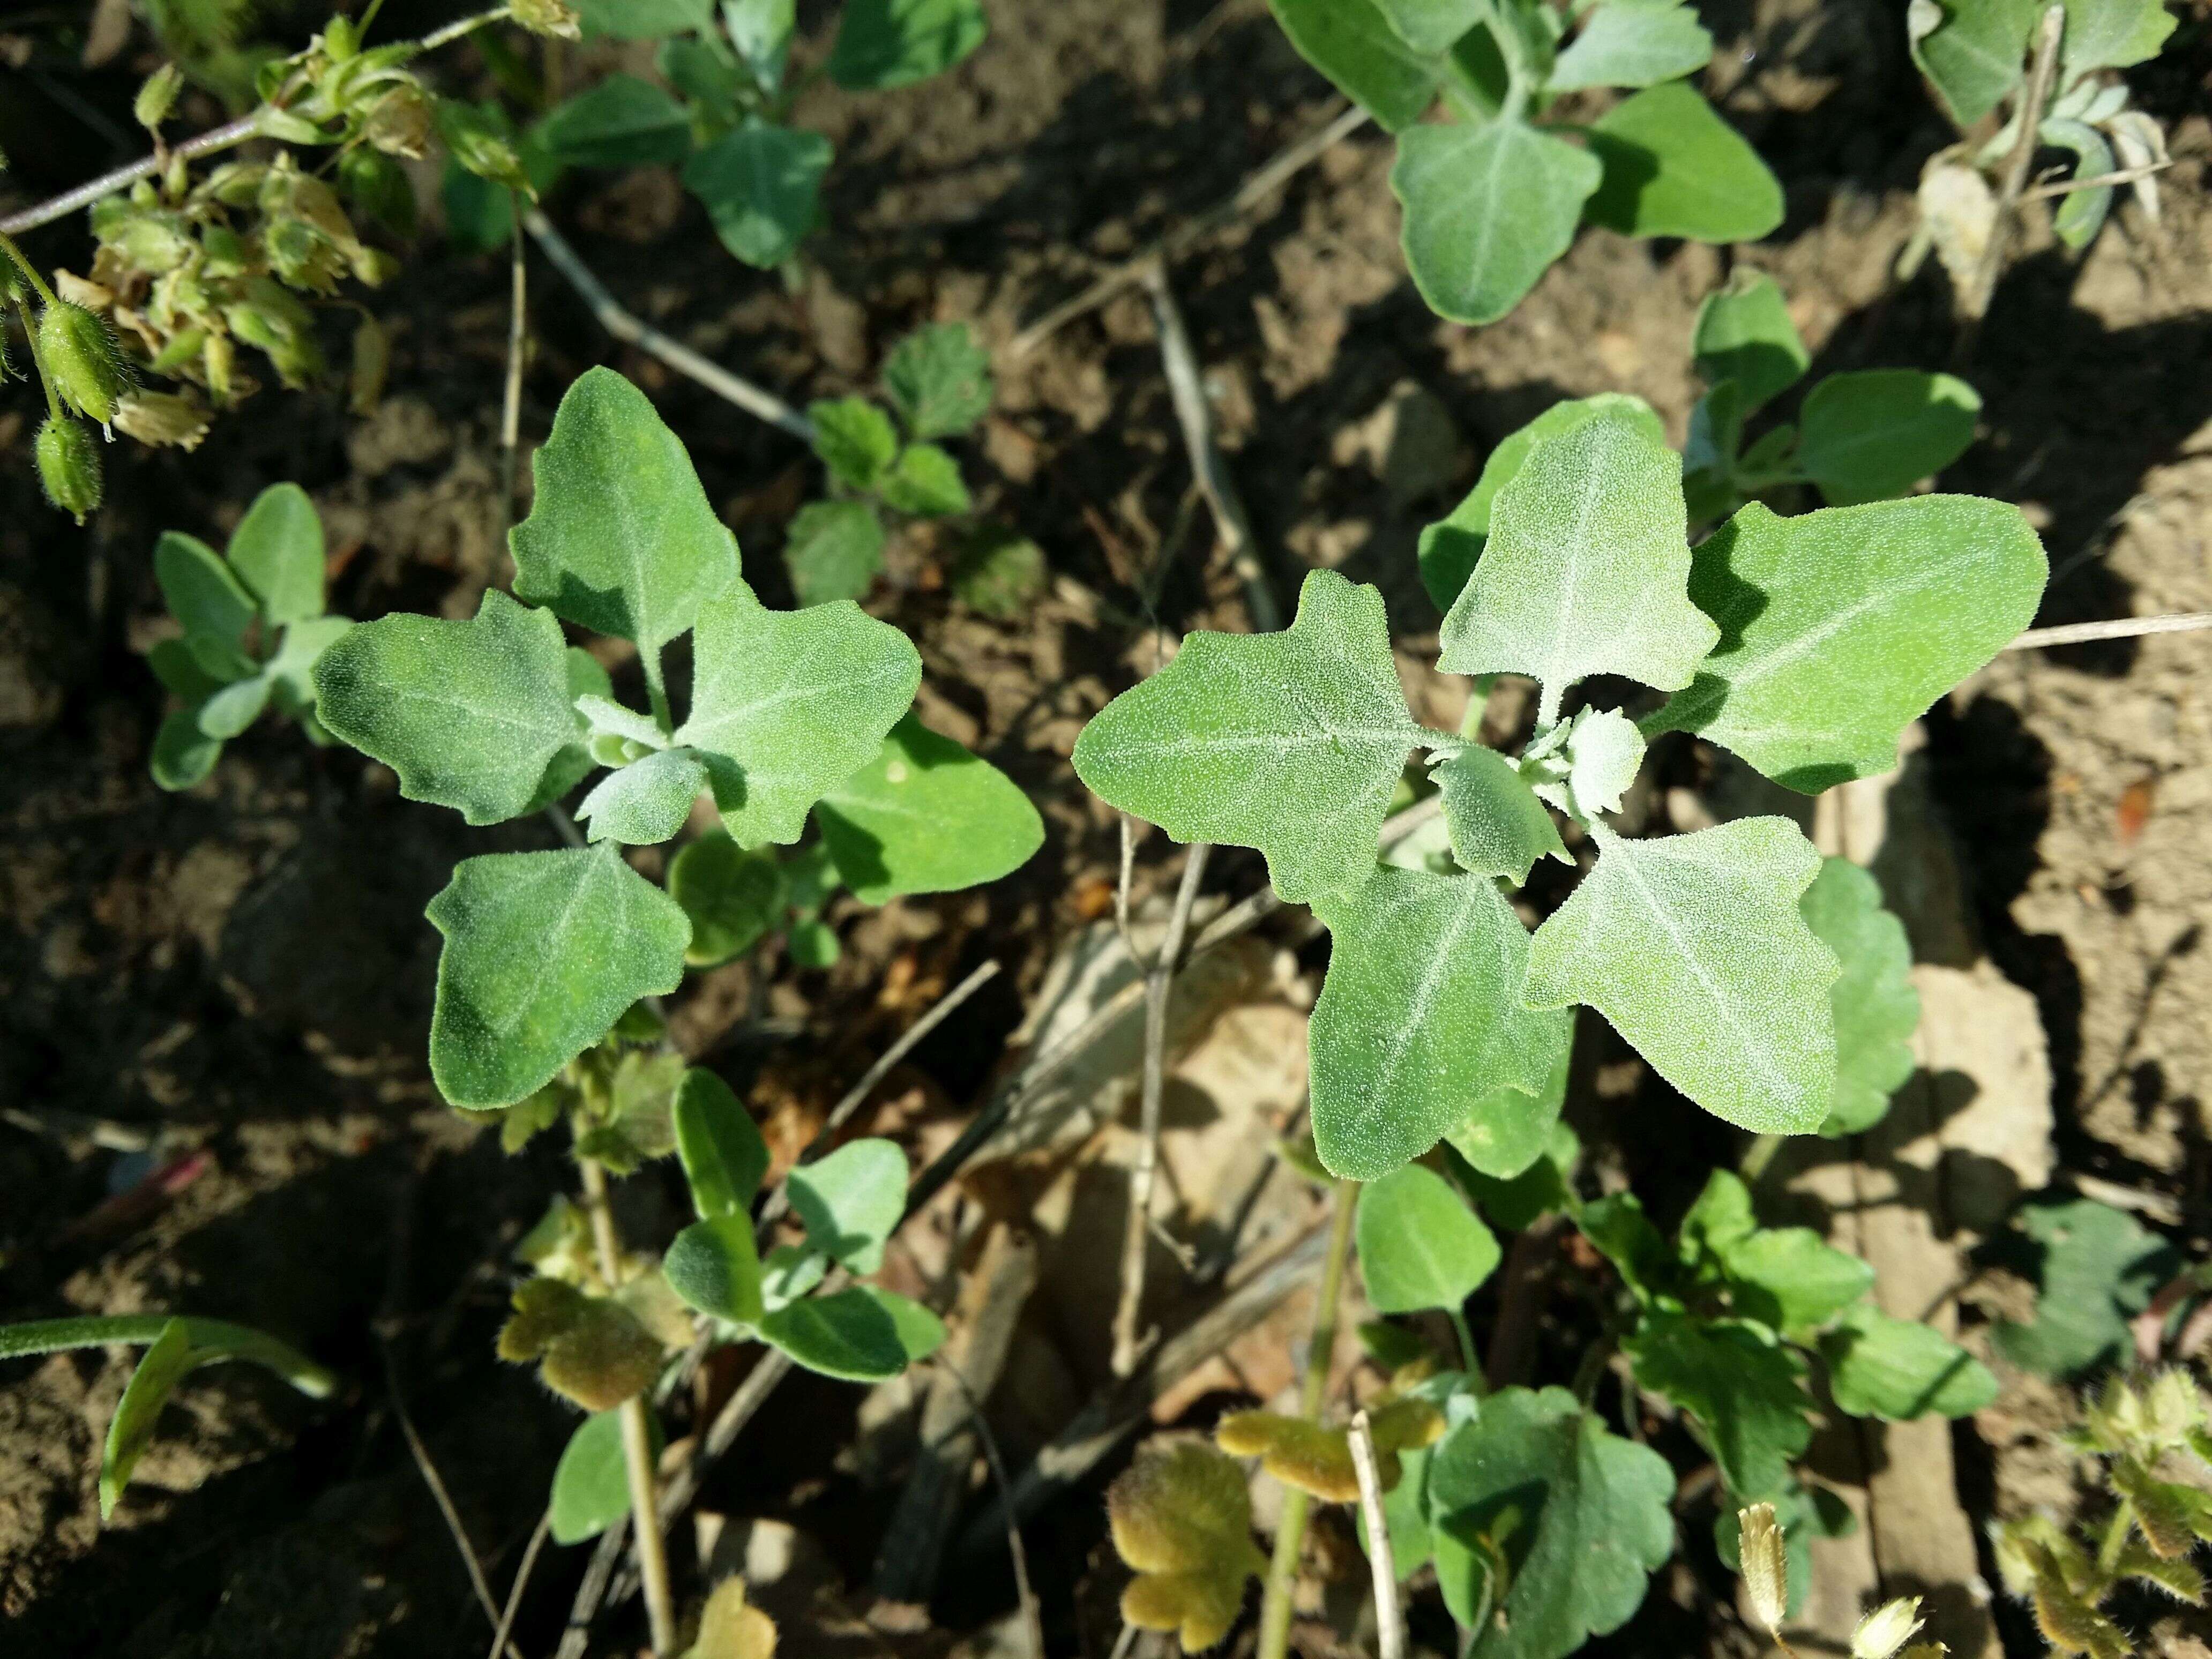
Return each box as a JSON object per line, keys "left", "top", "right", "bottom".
{"left": 951, "top": 526, "right": 1049, "bottom": 618}
{"left": 226, "top": 482, "right": 324, "bottom": 626}
{"left": 573, "top": 0, "right": 714, "bottom": 38}
{"left": 550, "top": 1410, "right": 633, "bottom": 1544}
{"left": 809, "top": 397, "right": 900, "bottom": 490}
{"left": 1265, "top": 0, "right": 1445, "bottom": 131}
{"left": 1716, "top": 1227, "right": 1877, "bottom": 1340}
{"left": 884, "top": 323, "right": 992, "bottom": 439}
{"left": 1678, "top": 1165, "right": 1758, "bottom": 1255}
{"left": 1800, "top": 858, "right": 1919, "bottom": 1135}
{"left": 1373, "top": 0, "right": 1484, "bottom": 55}
{"left": 1417, "top": 394, "right": 1664, "bottom": 612}
{"left": 1438, "top": 408, "right": 1717, "bottom": 724}
{"left": 1579, "top": 1191, "right": 1682, "bottom": 1301}
{"left": 785, "top": 500, "right": 886, "bottom": 607}
{"left": 313, "top": 589, "right": 580, "bottom": 826}
{"left": 1444, "top": 1022, "right": 1572, "bottom": 1182}
{"left": 678, "top": 584, "right": 923, "bottom": 848}
{"left": 826, "top": 0, "right": 988, "bottom": 90}
{"left": 862, "top": 1286, "right": 948, "bottom": 1364}
{"left": 660, "top": 38, "right": 745, "bottom": 118}
{"left": 758, "top": 1287, "right": 909, "bottom": 1381}
{"left": 442, "top": 158, "right": 515, "bottom": 255}
{"left": 1990, "top": 1198, "right": 2179, "bottom": 1380}
{"left": 1426, "top": 1386, "right": 1675, "bottom": 1659}
{"left": 1623, "top": 1312, "right": 1812, "bottom": 1500}
{"left": 2060, "top": 0, "right": 2175, "bottom": 73}
{"left": 156, "top": 531, "right": 256, "bottom": 656}
{"left": 1311, "top": 865, "right": 1572, "bottom": 1178}
{"left": 817, "top": 713, "right": 1044, "bottom": 903}
{"left": 789, "top": 917, "right": 841, "bottom": 968}
{"left": 425, "top": 845, "right": 691, "bottom": 1108}
{"left": 197, "top": 672, "right": 271, "bottom": 739}
{"left": 0, "top": 1315, "right": 334, "bottom": 1395}
{"left": 1394, "top": 118, "right": 1602, "bottom": 326}
{"left": 151, "top": 706, "right": 223, "bottom": 789}
{"left": 1909, "top": 0, "right": 2036, "bottom": 126}
{"left": 877, "top": 442, "right": 972, "bottom": 517}
{"left": 1586, "top": 82, "right": 1784, "bottom": 242}
{"left": 100, "top": 1319, "right": 199, "bottom": 1520}
{"left": 1822, "top": 1304, "right": 1998, "bottom": 1420}
{"left": 669, "top": 830, "right": 787, "bottom": 966}
{"left": 1526, "top": 818, "right": 1836, "bottom": 1134}
{"left": 513, "top": 368, "right": 741, "bottom": 651}
{"left": 1072, "top": 567, "right": 1427, "bottom": 906}
{"left": 149, "top": 637, "right": 226, "bottom": 702}
{"left": 539, "top": 76, "right": 692, "bottom": 169}
{"left": 1429, "top": 744, "right": 1566, "bottom": 884}
{"left": 1692, "top": 270, "right": 1808, "bottom": 414}
{"left": 672, "top": 1068, "right": 769, "bottom": 1219}
{"left": 664, "top": 1214, "right": 766, "bottom": 1324}
{"left": 1796, "top": 370, "right": 1979, "bottom": 506}
{"left": 786, "top": 1138, "right": 906, "bottom": 1273}
{"left": 1647, "top": 497, "right": 2047, "bottom": 791}
{"left": 263, "top": 615, "right": 350, "bottom": 714}
{"left": 682, "top": 119, "right": 831, "bottom": 268}
{"left": 724, "top": 0, "right": 796, "bottom": 89}
{"left": 1548, "top": 2, "right": 1714, "bottom": 91}
{"left": 2041, "top": 118, "right": 2114, "bottom": 250}
{"left": 576, "top": 748, "right": 707, "bottom": 846}
{"left": 1357, "top": 1163, "right": 1501, "bottom": 1313}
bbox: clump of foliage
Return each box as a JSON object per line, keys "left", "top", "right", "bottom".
{"left": 1680, "top": 270, "right": 1982, "bottom": 524}
{"left": 1265, "top": 0, "right": 1782, "bottom": 323}
{"left": 497, "top": 0, "right": 987, "bottom": 272}
{"left": 1909, "top": 0, "right": 2176, "bottom": 275}
{"left": 144, "top": 482, "right": 350, "bottom": 789}
{"left": 1995, "top": 1370, "right": 2212, "bottom": 1657}
{"left": 0, "top": 1315, "right": 334, "bottom": 1519}
{"left": 791, "top": 320, "right": 996, "bottom": 606}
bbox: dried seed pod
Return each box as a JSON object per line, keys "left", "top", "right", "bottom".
{"left": 1851, "top": 1596, "right": 1925, "bottom": 1659}
{"left": 1738, "top": 1502, "right": 1789, "bottom": 1638}
{"left": 114, "top": 390, "right": 211, "bottom": 451}
{"left": 36, "top": 415, "right": 104, "bottom": 523}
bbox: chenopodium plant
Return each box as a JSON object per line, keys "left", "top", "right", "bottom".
{"left": 1909, "top": 0, "right": 2175, "bottom": 274}
{"left": 1994, "top": 1369, "right": 2212, "bottom": 1657}
{"left": 509, "top": 0, "right": 986, "bottom": 271}
{"left": 0, "top": 1314, "right": 334, "bottom": 1521}
{"left": 1265, "top": 0, "right": 1781, "bottom": 323}
{"left": 1678, "top": 270, "right": 1982, "bottom": 525}
{"left": 790, "top": 320, "right": 996, "bottom": 606}
{"left": 144, "top": 482, "right": 352, "bottom": 789}
{"left": 303, "top": 367, "right": 1041, "bottom": 1466}
{"left": 1077, "top": 402, "right": 2047, "bottom": 1186}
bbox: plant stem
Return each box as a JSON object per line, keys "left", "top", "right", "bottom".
{"left": 1255, "top": 1176, "right": 1359, "bottom": 1659}
{"left": 1739, "top": 1132, "right": 1782, "bottom": 1184}
{"left": 1954, "top": 3, "right": 2065, "bottom": 361}
{"left": 1347, "top": 1410, "right": 1405, "bottom": 1659}
{"left": 1449, "top": 1309, "right": 1483, "bottom": 1379}
{"left": 576, "top": 1155, "right": 677, "bottom": 1657}
{"left": 640, "top": 651, "right": 674, "bottom": 735}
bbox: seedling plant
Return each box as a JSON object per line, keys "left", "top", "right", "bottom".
{"left": 1265, "top": 0, "right": 1782, "bottom": 323}
{"left": 1082, "top": 395, "right": 2050, "bottom": 1655}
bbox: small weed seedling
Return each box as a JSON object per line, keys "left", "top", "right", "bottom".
{"left": 0, "top": 1316, "right": 334, "bottom": 1519}
{"left": 1265, "top": 0, "right": 1782, "bottom": 323}
{"left": 1909, "top": 0, "right": 2176, "bottom": 288}
{"left": 495, "top": 0, "right": 985, "bottom": 273}
{"left": 304, "top": 364, "right": 1041, "bottom": 1646}
{"left": 144, "top": 483, "right": 352, "bottom": 789}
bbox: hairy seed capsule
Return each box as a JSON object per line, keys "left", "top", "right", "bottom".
{"left": 134, "top": 63, "right": 183, "bottom": 132}
{"left": 38, "top": 301, "right": 133, "bottom": 425}
{"left": 36, "top": 415, "right": 103, "bottom": 523}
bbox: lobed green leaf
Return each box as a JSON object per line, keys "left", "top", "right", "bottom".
{"left": 1266, "top": 0, "right": 1445, "bottom": 131}
{"left": 1548, "top": 2, "right": 1714, "bottom": 91}
{"left": 1691, "top": 270, "right": 1807, "bottom": 414}
{"left": 1430, "top": 743, "right": 1566, "bottom": 884}
{"left": 1796, "top": 369, "right": 1979, "bottom": 505}
{"left": 1393, "top": 118, "right": 1601, "bottom": 326}
{"left": 883, "top": 323, "right": 993, "bottom": 439}
{"left": 784, "top": 499, "right": 887, "bottom": 607}
{"left": 682, "top": 120, "right": 832, "bottom": 269}
{"left": 817, "top": 714, "right": 1044, "bottom": 903}
{"left": 1623, "top": 1312, "right": 1813, "bottom": 1500}
{"left": 826, "top": 0, "right": 988, "bottom": 90}
{"left": 669, "top": 830, "right": 787, "bottom": 966}
{"left": 1444, "top": 1023, "right": 1573, "bottom": 1182}
{"left": 576, "top": 748, "right": 709, "bottom": 846}
{"left": 1800, "top": 858, "right": 1919, "bottom": 1135}
{"left": 809, "top": 397, "right": 900, "bottom": 491}
{"left": 1821, "top": 1304, "right": 1998, "bottom": 1420}
{"left": 1585, "top": 82, "right": 1783, "bottom": 243}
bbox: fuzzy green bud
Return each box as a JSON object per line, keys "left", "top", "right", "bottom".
{"left": 36, "top": 416, "right": 103, "bottom": 523}
{"left": 135, "top": 63, "right": 184, "bottom": 132}
{"left": 509, "top": 0, "right": 582, "bottom": 39}
{"left": 37, "top": 301, "right": 133, "bottom": 426}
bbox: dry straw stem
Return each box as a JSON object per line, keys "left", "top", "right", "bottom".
{"left": 1010, "top": 102, "right": 1371, "bottom": 357}
{"left": 2019, "top": 159, "right": 2176, "bottom": 200}
{"left": 2005, "top": 611, "right": 2212, "bottom": 648}
{"left": 1955, "top": 3, "right": 2066, "bottom": 356}
{"left": 1347, "top": 1411, "right": 1404, "bottom": 1659}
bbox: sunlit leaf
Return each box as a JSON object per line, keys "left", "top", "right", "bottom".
{"left": 1266, "top": 0, "right": 1444, "bottom": 130}
{"left": 1429, "top": 744, "right": 1566, "bottom": 884}
{"left": 1822, "top": 1304, "right": 1998, "bottom": 1419}
{"left": 673, "top": 1068, "right": 770, "bottom": 1220}
{"left": 99, "top": 1320, "right": 199, "bottom": 1520}
{"left": 1624, "top": 1312, "right": 1814, "bottom": 1500}
{"left": 1357, "top": 1163, "right": 1501, "bottom": 1313}
{"left": 1909, "top": 0, "right": 2036, "bottom": 126}
{"left": 1394, "top": 118, "right": 1601, "bottom": 326}
{"left": 549, "top": 1409, "right": 634, "bottom": 1544}
{"left": 226, "top": 482, "right": 324, "bottom": 626}
{"left": 1692, "top": 270, "right": 1808, "bottom": 414}
{"left": 786, "top": 1138, "right": 906, "bottom": 1273}
{"left": 1586, "top": 82, "right": 1783, "bottom": 242}
{"left": 784, "top": 499, "right": 886, "bottom": 607}
{"left": 757, "top": 1287, "right": 909, "bottom": 1380}
{"left": 1548, "top": 2, "right": 1713, "bottom": 91}
{"left": 682, "top": 119, "right": 831, "bottom": 268}
{"left": 817, "top": 714, "right": 1044, "bottom": 903}
{"left": 1110, "top": 1439, "right": 1267, "bottom": 1652}
{"left": 1796, "top": 370, "right": 1980, "bottom": 505}
{"left": 826, "top": 0, "right": 988, "bottom": 90}
{"left": 883, "top": 322, "right": 993, "bottom": 439}
{"left": 1800, "top": 858, "right": 1919, "bottom": 1135}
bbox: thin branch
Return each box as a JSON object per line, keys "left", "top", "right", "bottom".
{"left": 500, "top": 200, "right": 529, "bottom": 531}
{"left": 1347, "top": 1411, "right": 1404, "bottom": 1659}
{"left": 488, "top": 1508, "right": 551, "bottom": 1659}
{"left": 1141, "top": 259, "right": 1281, "bottom": 632}
{"left": 1955, "top": 3, "right": 2066, "bottom": 358}
{"left": 378, "top": 1341, "right": 527, "bottom": 1659}
{"left": 0, "top": 9, "right": 511, "bottom": 237}
{"left": 947, "top": 1364, "right": 1046, "bottom": 1659}
{"left": 1010, "top": 102, "right": 1370, "bottom": 357}
{"left": 522, "top": 206, "right": 814, "bottom": 440}
{"left": 1112, "top": 842, "right": 1214, "bottom": 1377}
{"left": 2005, "top": 610, "right": 2212, "bottom": 649}
{"left": 2019, "top": 158, "right": 2176, "bottom": 200}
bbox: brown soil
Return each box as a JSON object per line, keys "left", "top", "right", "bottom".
{"left": 3, "top": 0, "right": 2210, "bottom": 1654}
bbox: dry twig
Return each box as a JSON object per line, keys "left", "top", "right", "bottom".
{"left": 1955, "top": 4, "right": 2066, "bottom": 358}
{"left": 1348, "top": 1411, "right": 1404, "bottom": 1659}
{"left": 2005, "top": 610, "right": 2212, "bottom": 649}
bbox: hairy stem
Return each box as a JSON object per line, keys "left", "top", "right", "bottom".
{"left": 1255, "top": 1176, "right": 1359, "bottom": 1659}
{"left": 576, "top": 1155, "right": 677, "bottom": 1657}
